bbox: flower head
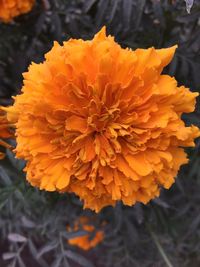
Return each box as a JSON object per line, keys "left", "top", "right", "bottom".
{"left": 0, "top": 110, "right": 12, "bottom": 139}
{"left": 68, "top": 216, "right": 104, "bottom": 250}
{"left": 0, "top": 109, "right": 13, "bottom": 159}
{"left": 0, "top": 0, "right": 35, "bottom": 22}
{"left": 5, "top": 27, "right": 200, "bottom": 211}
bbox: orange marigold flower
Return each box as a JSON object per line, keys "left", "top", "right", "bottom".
{"left": 5, "top": 27, "right": 200, "bottom": 211}
{"left": 0, "top": 0, "right": 35, "bottom": 22}
{"left": 0, "top": 109, "right": 13, "bottom": 159}
{"left": 68, "top": 216, "right": 104, "bottom": 250}
{"left": 0, "top": 109, "right": 12, "bottom": 139}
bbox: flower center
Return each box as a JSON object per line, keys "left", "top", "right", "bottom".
{"left": 87, "top": 103, "right": 120, "bottom": 133}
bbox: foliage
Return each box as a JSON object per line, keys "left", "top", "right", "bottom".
{"left": 0, "top": 0, "right": 200, "bottom": 266}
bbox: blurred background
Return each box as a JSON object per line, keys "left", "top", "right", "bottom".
{"left": 0, "top": 0, "right": 200, "bottom": 266}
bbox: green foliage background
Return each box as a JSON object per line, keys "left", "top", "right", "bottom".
{"left": 0, "top": 1, "right": 200, "bottom": 267}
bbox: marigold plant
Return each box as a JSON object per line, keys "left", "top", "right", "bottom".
{"left": 4, "top": 27, "right": 200, "bottom": 211}
{"left": 0, "top": 0, "right": 35, "bottom": 22}
{"left": 68, "top": 216, "right": 104, "bottom": 250}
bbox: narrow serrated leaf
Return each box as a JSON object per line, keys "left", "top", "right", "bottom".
{"left": 51, "top": 256, "right": 63, "bottom": 267}
{"left": 62, "top": 230, "right": 87, "bottom": 239}
{"left": 153, "top": 198, "right": 170, "bottom": 209}
{"left": 8, "top": 233, "right": 27, "bottom": 243}
{"left": 2, "top": 252, "right": 16, "bottom": 260}
{"left": 135, "top": 0, "right": 146, "bottom": 29}
{"left": 0, "top": 166, "right": 12, "bottom": 185}
{"left": 95, "top": 0, "right": 110, "bottom": 28}
{"left": 37, "top": 243, "right": 58, "bottom": 259}
{"left": 65, "top": 250, "right": 94, "bottom": 267}
{"left": 83, "top": 0, "right": 97, "bottom": 12}
{"left": 108, "top": 0, "right": 119, "bottom": 23}
{"left": 185, "top": 0, "right": 194, "bottom": 13}
{"left": 21, "top": 216, "right": 35, "bottom": 228}
{"left": 17, "top": 257, "right": 26, "bottom": 267}
{"left": 123, "top": 0, "right": 133, "bottom": 30}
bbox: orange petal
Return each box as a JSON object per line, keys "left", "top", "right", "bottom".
{"left": 125, "top": 153, "right": 152, "bottom": 176}
{"left": 66, "top": 115, "right": 87, "bottom": 133}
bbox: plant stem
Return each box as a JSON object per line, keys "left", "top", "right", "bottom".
{"left": 148, "top": 225, "right": 173, "bottom": 267}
